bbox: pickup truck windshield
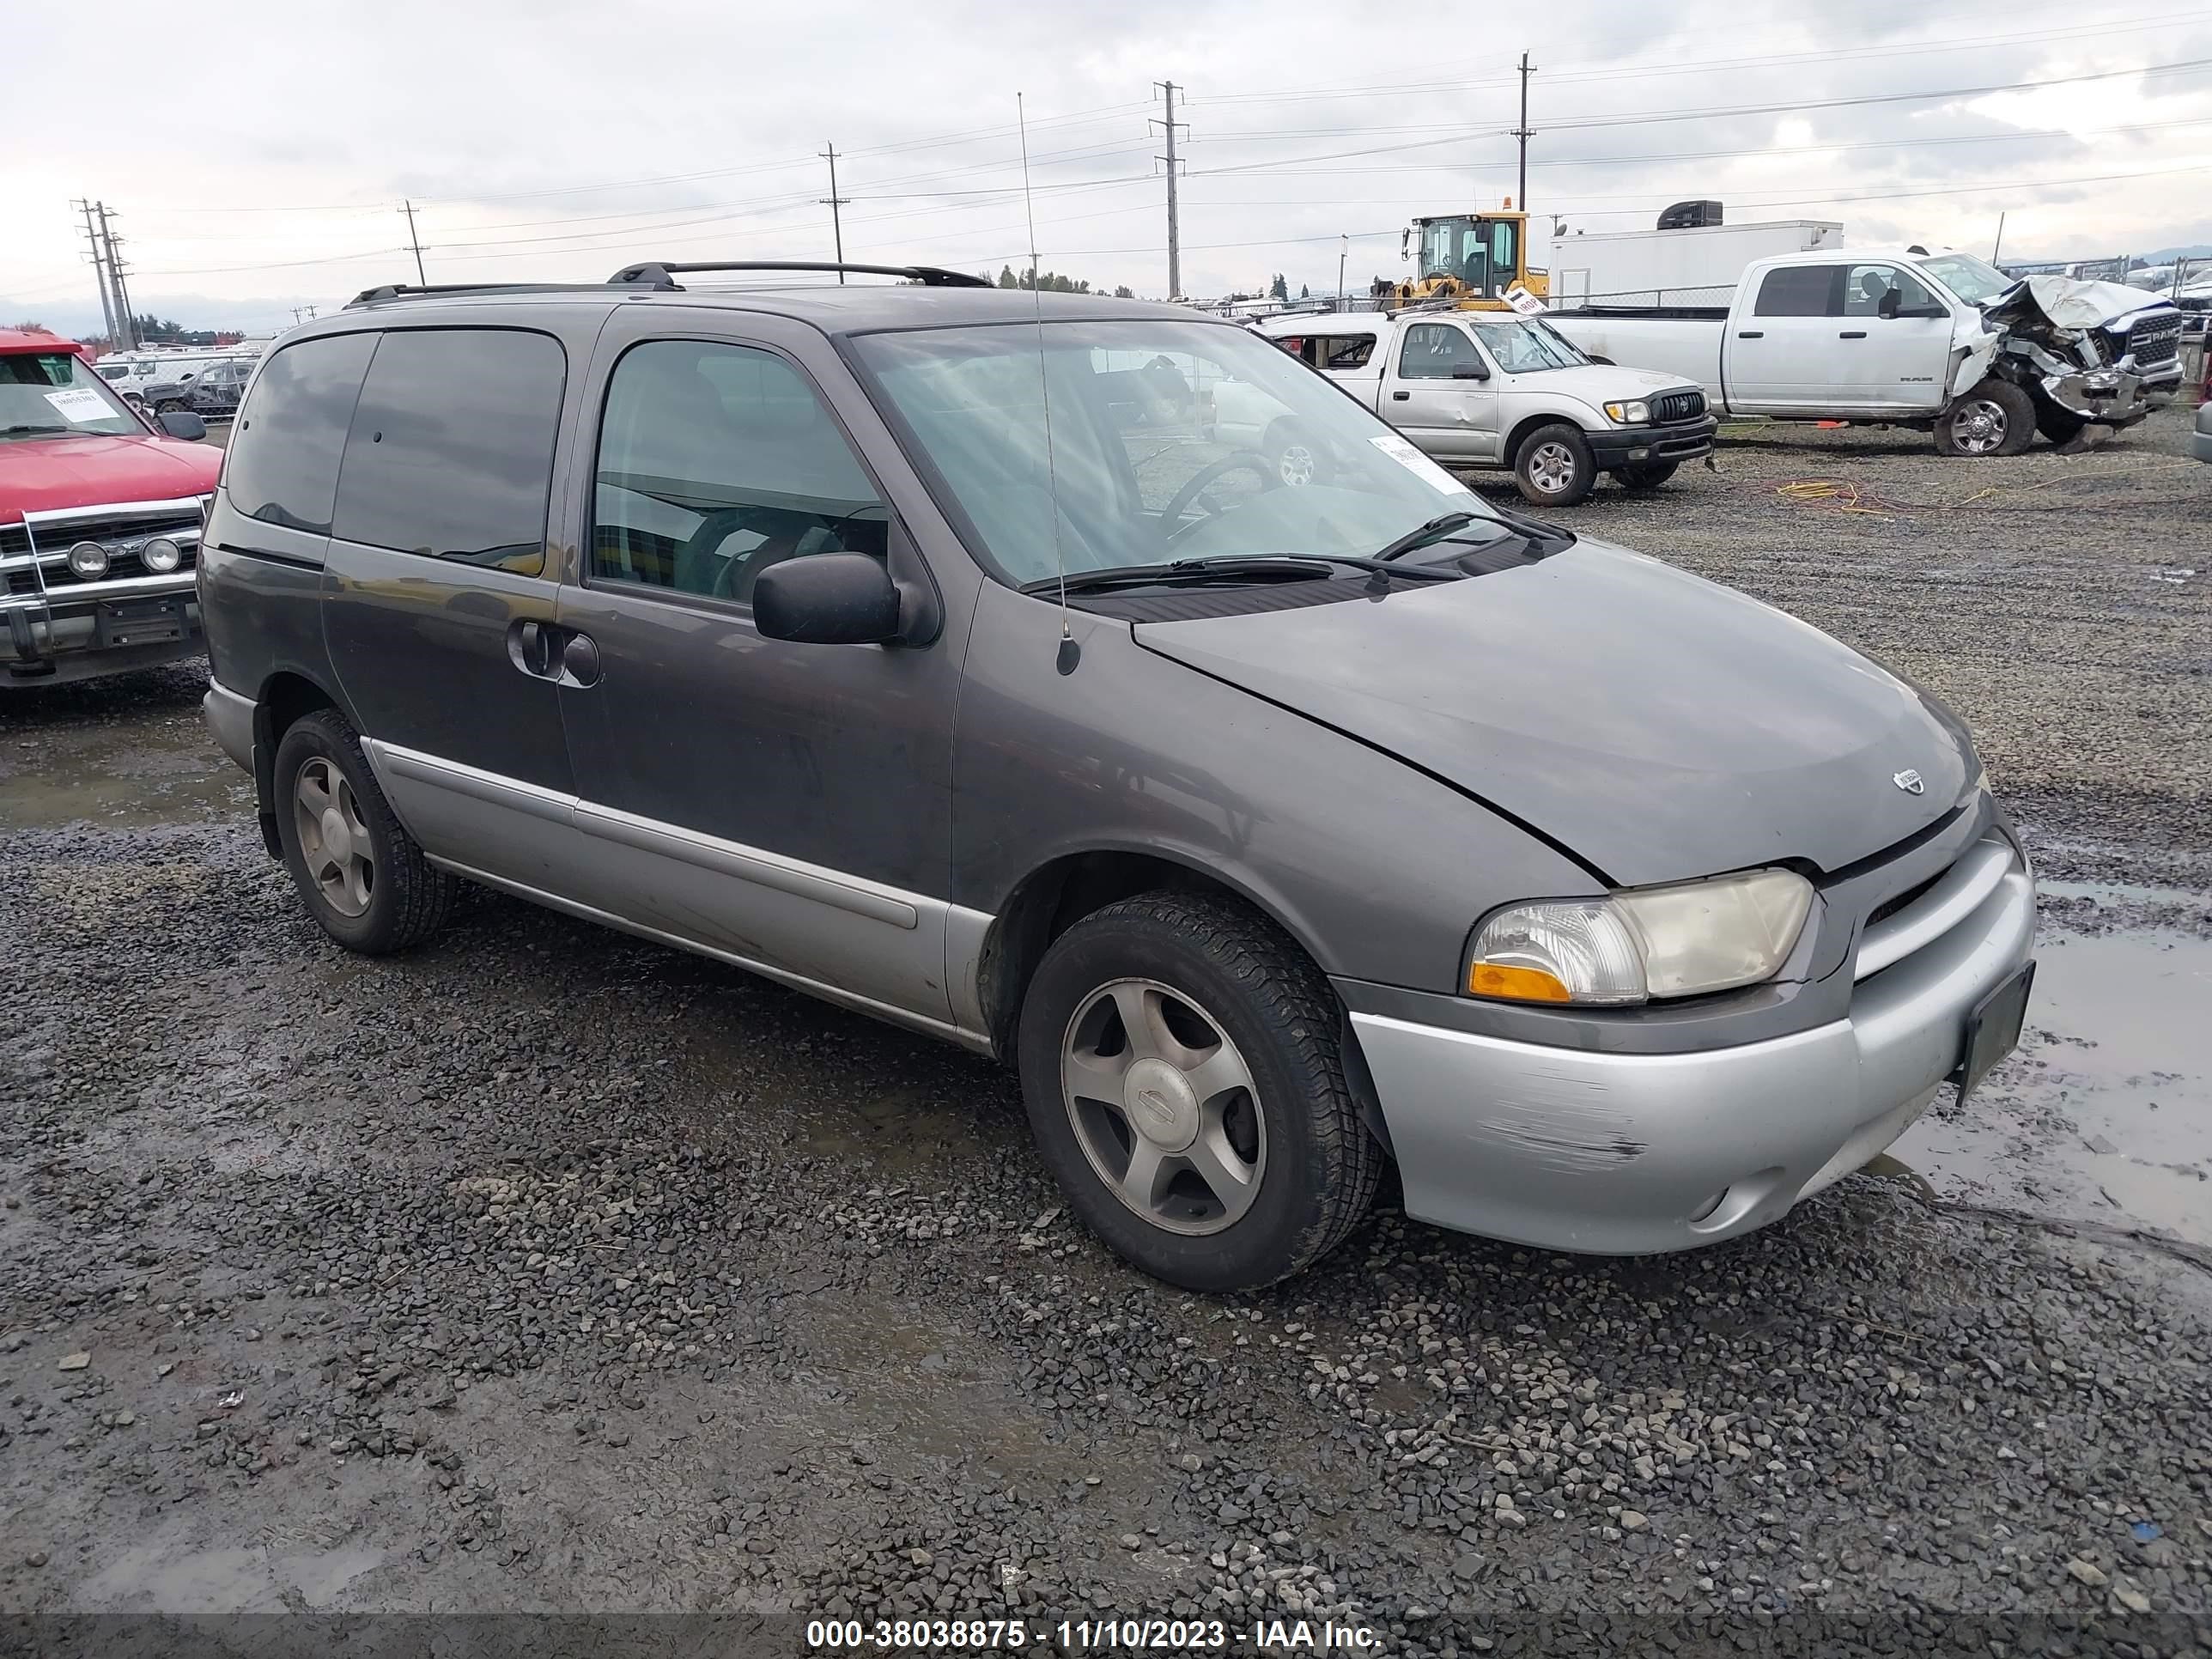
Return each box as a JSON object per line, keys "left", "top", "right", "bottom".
{"left": 1, "top": 352, "right": 142, "bottom": 441}
{"left": 1917, "top": 253, "right": 2016, "bottom": 306}
{"left": 854, "top": 319, "right": 1503, "bottom": 587}
{"left": 1468, "top": 320, "right": 1589, "bottom": 372}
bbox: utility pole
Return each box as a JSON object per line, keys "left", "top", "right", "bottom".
{"left": 401, "top": 200, "right": 427, "bottom": 286}
{"left": 820, "top": 144, "right": 848, "bottom": 283}
{"left": 1337, "top": 234, "right": 1347, "bottom": 311}
{"left": 76, "top": 199, "right": 118, "bottom": 349}
{"left": 1513, "top": 53, "right": 1536, "bottom": 212}
{"left": 1152, "top": 82, "right": 1187, "bottom": 300}
{"left": 1990, "top": 211, "right": 2007, "bottom": 265}
{"left": 95, "top": 203, "right": 137, "bottom": 350}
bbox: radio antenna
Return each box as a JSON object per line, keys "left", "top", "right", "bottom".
{"left": 1018, "top": 92, "right": 1078, "bottom": 675}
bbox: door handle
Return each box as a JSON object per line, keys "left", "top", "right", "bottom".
{"left": 507, "top": 619, "right": 554, "bottom": 678}
{"left": 1838, "top": 330, "right": 1868, "bottom": 339}
{"left": 1736, "top": 331, "right": 1764, "bottom": 339}
{"left": 1391, "top": 390, "right": 1411, "bottom": 401}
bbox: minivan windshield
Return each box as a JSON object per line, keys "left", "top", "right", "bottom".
{"left": 0, "top": 351, "right": 143, "bottom": 441}
{"left": 1917, "top": 253, "right": 2019, "bottom": 307}
{"left": 852, "top": 319, "right": 1504, "bottom": 586}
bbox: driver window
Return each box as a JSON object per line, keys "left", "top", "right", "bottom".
{"left": 1398, "top": 324, "right": 1481, "bottom": 380}
{"left": 592, "top": 340, "right": 888, "bottom": 602}
{"left": 1843, "top": 264, "right": 1936, "bottom": 318}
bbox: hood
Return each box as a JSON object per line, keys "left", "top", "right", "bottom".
{"left": 0, "top": 432, "right": 222, "bottom": 521}
{"left": 1987, "top": 275, "right": 2175, "bottom": 333}
{"left": 1134, "top": 542, "right": 1972, "bottom": 887}
{"left": 1514, "top": 363, "right": 1694, "bottom": 402}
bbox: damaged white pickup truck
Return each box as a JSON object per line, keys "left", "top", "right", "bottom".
{"left": 1547, "top": 246, "right": 2185, "bottom": 457}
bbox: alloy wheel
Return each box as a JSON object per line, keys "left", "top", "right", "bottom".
{"left": 293, "top": 757, "right": 376, "bottom": 918}
{"left": 1952, "top": 398, "right": 2010, "bottom": 455}
{"left": 1060, "top": 977, "right": 1267, "bottom": 1236}
{"left": 1527, "top": 441, "right": 1577, "bottom": 495}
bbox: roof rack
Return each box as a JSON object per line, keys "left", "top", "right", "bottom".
{"left": 343, "top": 260, "right": 994, "bottom": 312}
{"left": 345, "top": 278, "right": 666, "bottom": 308}
{"left": 607, "top": 260, "right": 992, "bottom": 289}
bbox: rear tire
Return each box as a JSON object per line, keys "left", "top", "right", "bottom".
{"left": 272, "top": 709, "right": 454, "bottom": 955}
{"left": 1936, "top": 380, "right": 2034, "bottom": 458}
{"left": 1613, "top": 460, "right": 1679, "bottom": 490}
{"left": 1513, "top": 422, "right": 1597, "bottom": 507}
{"left": 1015, "top": 891, "right": 1382, "bottom": 1291}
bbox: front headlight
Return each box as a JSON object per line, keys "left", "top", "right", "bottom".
{"left": 1602, "top": 398, "right": 1650, "bottom": 424}
{"left": 1467, "top": 868, "right": 1814, "bottom": 1006}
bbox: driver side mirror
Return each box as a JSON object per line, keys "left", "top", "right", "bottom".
{"left": 1893, "top": 303, "right": 1948, "bottom": 320}
{"left": 158, "top": 410, "right": 207, "bottom": 441}
{"left": 1450, "top": 362, "right": 1489, "bottom": 380}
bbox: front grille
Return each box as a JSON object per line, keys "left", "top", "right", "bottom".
{"left": 2119, "top": 314, "right": 2182, "bottom": 368}
{"left": 9, "top": 502, "right": 204, "bottom": 602}
{"left": 1854, "top": 836, "right": 2016, "bottom": 982}
{"left": 1655, "top": 388, "right": 1707, "bottom": 423}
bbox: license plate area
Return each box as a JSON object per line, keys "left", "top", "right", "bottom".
{"left": 96, "top": 596, "right": 189, "bottom": 647}
{"left": 1953, "top": 960, "right": 2035, "bottom": 1104}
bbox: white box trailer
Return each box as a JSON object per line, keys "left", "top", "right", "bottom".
{"left": 1549, "top": 220, "right": 1845, "bottom": 308}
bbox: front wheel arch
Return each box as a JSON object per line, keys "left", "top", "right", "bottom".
{"left": 977, "top": 848, "right": 1339, "bottom": 1066}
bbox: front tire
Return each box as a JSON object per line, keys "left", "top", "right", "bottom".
{"left": 1936, "top": 380, "right": 2035, "bottom": 457}
{"left": 1613, "top": 460, "right": 1679, "bottom": 490}
{"left": 273, "top": 709, "right": 455, "bottom": 955}
{"left": 1016, "top": 892, "right": 1382, "bottom": 1291}
{"left": 1513, "top": 422, "right": 1597, "bottom": 507}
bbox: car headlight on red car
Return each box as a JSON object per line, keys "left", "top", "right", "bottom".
{"left": 1467, "top": 868, "right": 1814, "bottom": 1006}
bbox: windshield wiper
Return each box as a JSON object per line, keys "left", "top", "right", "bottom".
{"left": 1, "top": 424, "right": 82, "bottom": 438}
{"left": 1372, "top": 512, "right": 1478, "bottom": 562}
{"left": 1019, "top": 554, "right": 1455, "bottom": 597}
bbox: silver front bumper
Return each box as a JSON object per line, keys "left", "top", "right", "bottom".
{"left": 1353, "top": 846, "right": 2035, "bottom": 1255}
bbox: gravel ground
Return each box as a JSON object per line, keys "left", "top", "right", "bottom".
{"left": 3, "top": 408, "right": 2210, "bottom": 1656}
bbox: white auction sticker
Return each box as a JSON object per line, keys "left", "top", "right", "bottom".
{"left": 1369, "top": 432, "right": 1467, "bottom": 495}
{"left": 43, "top": 387, "right": 113, "bottom": 424}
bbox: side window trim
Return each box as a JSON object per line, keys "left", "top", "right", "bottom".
{"left": 581, "top": 333, "right": 896, "bottom": 615}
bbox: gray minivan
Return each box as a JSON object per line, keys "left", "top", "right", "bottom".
{"left": 198, "top": 262, "right": 2036, "bottom": 1291}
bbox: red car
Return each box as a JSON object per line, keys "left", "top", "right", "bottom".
{"left": 2, "top": 327, "right": 223, "bottom": 686}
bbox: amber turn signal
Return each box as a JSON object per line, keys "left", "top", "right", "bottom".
{"left": 1467, "top": 962, "right": 1573, "bottom": 1003}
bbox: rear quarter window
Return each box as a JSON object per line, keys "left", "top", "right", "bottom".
{"left": 331, "top": 328, "right": 567, "bottom": 574}
{"left": 225, "top": 333, "right": 379, "bottom": 533}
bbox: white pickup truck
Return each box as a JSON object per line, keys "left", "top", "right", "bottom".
{"left": 1212, "top": 309, "right": 1717, "bottom": 507}
{"left": 1547, "top": 246, "right": 2185, "bottom": 457}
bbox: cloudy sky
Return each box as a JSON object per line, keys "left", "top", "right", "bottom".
{"left": 7, "top": 0, "right": 2210, "bottom": 337}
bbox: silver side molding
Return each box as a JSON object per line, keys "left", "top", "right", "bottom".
{"left": 428, "top": 855, "right": 993, "bottom": 1054}
{"left": 574, "top": 799, "right": 920, "bottom": 932}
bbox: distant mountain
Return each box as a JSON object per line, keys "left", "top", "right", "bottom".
{"left": 2142, "top": 246, "right": 2212, "bottom": 264}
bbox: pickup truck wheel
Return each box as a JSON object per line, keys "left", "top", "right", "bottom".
{"left": 1264, "top": 422, "right": 1326, "bottom": 488}
{"left": 1613, "top": 460, "right": 1678, "bottom": 490}
{"left": 1514, "top": 423, "right": 1597, "bottom": 507}
{"left": 273, "top": 709, "right": 455, "bottom": 955}
{"left": 1017, "top": 891, "right": 1382, "bottom": 1291}
{"left": 1936, "top": 380, "right": 2035, "bottom": 458}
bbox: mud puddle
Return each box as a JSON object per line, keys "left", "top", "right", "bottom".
{"left": 0, "top": 670, "right": 245, "bottom": 830}
{"left": 1892, "top": 921, "right": 2212, "bottom": 1244}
